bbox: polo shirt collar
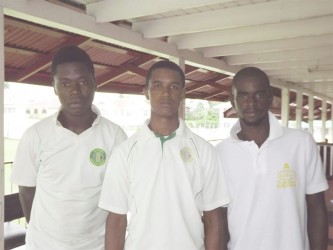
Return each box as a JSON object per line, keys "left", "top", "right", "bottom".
{"left": 55, "top": 104, "right": 101, "bottom": 127}
{"left": 141, "top": 118, "right": 188, "bottom": 139}
{"left": 230, "top": 111, "right": 283, "bottom": 142}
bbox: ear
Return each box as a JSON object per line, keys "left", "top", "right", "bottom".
{"left": 143, "top": 87, "right": 149, "bottom": 100}
{"left": 268, "top": 87, "right": 273, "bottom": 105}
{"left": 230, "top": 94, "right": 235, "bottom": 108}
{"left": 52, "top": 81, "right": 58, "bottom": 95}
{"left": 181, "top": 88, "right": 186, "bottom": 100}
{"left": 90, "top": 75, "right": 97, "bottom": 90}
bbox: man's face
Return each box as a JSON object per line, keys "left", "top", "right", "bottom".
{"left": 144, "top": 68, "right": 185, "bottom": 119}
{"left": 53, "top": 62, "right": 96, "bottom": 117}
{"left": 231, "top": 76, "right": 272, "bottom": 126}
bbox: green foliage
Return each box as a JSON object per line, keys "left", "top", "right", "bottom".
{"left": 185, "top": 100, "right": 219, "bottom": 128}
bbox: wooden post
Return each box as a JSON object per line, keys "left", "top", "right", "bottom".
{"left": 281, "top": 87, "right": 289, "bottom": 127}
{"left": 295, "top": 91, "right": 303, "bottom": 129}
{"left": 321, "top": 100, "right": 327, "bottom": 142}
{"left": 170, "top": 57, "right": 186, "bottom": 120}
{"left": 308, "top": 95, "right": 314, "bottom": 135}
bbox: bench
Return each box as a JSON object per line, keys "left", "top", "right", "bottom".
{"left": 4, "top": 193, "right": 26, "bottom": 250}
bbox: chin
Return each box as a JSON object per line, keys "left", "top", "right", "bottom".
{"left": 242, "top": 115, "right": 266, "bottom": 126}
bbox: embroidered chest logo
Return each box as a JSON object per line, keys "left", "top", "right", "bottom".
{"left": 180, "top": 147, "right": 194, "bottom": 163}
{"left": 277, "top": 163, "right": 296, "bottom": 189}
{"left": 90, "top": 148, "right": 106, "bottom": 167}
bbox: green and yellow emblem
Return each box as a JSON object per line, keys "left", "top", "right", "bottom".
{"left": 180, "top": 147, "right": 194, "bottom": 163}
{"left": 277, "top": 163, "right": 296, "bottom": 188}
{"left": 90, "top": 148, "right": 106, "bottom": 166}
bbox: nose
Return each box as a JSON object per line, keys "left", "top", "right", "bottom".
{"left": 161, "top": 86, "right": 171, "bottom": 96}
{"left": 69, "top": 82, "right": 80, "bottom": 94}
{"left": 245, "top": 95, "right": 256, "bottom": 107}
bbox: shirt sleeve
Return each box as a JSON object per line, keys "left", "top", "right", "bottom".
{"left": 305, "top": 133, "right": 328, "bottom": 194}
{"left": 11, "top": 126, "right": 40, "bottom": 187}
{"left": 99, "top": 144, "right": 129, "bottom": 214}
{"left": 201, "top": 144, "right": 230, "bottom": 211}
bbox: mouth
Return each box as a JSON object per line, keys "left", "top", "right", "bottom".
{"left": 160, "top": 100, "right": 172, "bottom": 106}
{"left": 243, "top": 110, "right": 256, "bottom": 116}
{"left": 68, "top": 102, "right": 82, "bottom": 109}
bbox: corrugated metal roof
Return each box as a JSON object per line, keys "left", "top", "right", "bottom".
{"left": 3, "top": 7, "right": 331, "bottom": 120}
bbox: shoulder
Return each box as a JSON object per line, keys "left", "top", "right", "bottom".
{"left": 215, "top": 137, "right": 233, "bottom": 150}
{"left": 183, "top": 129, "right": 217, "bottom": 157}
{"left": 26, "top": 115, "right": 56, "bottom": 135}
{"left": 282, "top": 127, "right": 314, "bottom": 141}
{"left": 17, "top": 115, "right": 56, "bottom": 147}
{"left": 115, "top": 131, "right": 140, "bottom": 150}
{"left": 98, "top": 116, "right": 121, "bottom": 128}
{"left": 97, "top": 116, "right": 126, "bottom": 133}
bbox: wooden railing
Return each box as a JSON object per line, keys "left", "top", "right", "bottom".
{"left": 4, "top": 193, "right": 26, "bottom": 249}
{"left": 318, "top": 143, "right": 333, "bottom": 249}
{"left": 318, "top": 143, "right": 333, "bottom": 179}
{"left": 4, "top": 161, "right": 18, "bottom": 195}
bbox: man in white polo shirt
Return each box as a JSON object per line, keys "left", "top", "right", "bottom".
{"left": 11, "top": 45, "right": 127, "bottom": 250}
{"left": 215, "top": 67, "right": 328, "bottom": 250}
{"left": 99, "top": 60, "right": 229, "bottom": 250}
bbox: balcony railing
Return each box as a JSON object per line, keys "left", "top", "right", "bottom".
{"left": 4, "top": 161, "right": 19, "bottom": 195}
{"left": 318, "top": 143, "right": 333, "bottom": 179}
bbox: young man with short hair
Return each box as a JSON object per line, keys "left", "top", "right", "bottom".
{"left": 11, "top": 45, "right": 127, "bottom": 249}
{"left": 99, "top": 60, "right": 229, "bottom": 250}
{"left": 216, "top": 67, "right": 328, "bottom": 250}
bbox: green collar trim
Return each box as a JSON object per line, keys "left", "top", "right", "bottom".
{"left": 154, "top": 131, "right": 176, "bottom": 147}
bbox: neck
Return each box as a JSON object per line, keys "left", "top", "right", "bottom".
{"left": 58, "top": 110, "right": 96, "bottom": 135}
{"left": 148, "top": 116, "right": 179, "bottom": 136}
{"left": 238, "top": 121, "right": 270, "bottom": 148}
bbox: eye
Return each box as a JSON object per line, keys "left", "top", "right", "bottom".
{"left": 255, "top": 92, "right": 266, "bottom": 100}
{"left": 151, "top": 83, "right": 161, "bottom": 89}
{"left": 79, "top": 80, "right": 89, "bottom": 86}
{"left": 170, "top": 84, "right": 180, "bottom": 91}
{"left": 237, "top": 93, "right": 248, "bottom": 100}
{"left": 59, "top": 81, "right": 70, "bottom": 87}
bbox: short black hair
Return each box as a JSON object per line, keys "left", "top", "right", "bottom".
{"left": 232, "top": 67, "right": 270, "bottom": 86}
{"left": 51, "top": 45, "right": 94, "bottom": 77}
{"left": 145, "top": 60, "right": 185, "bottom": 87}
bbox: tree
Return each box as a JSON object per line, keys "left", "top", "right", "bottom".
{"left": 185, "top": 100, "right": 219, "bottom": 128}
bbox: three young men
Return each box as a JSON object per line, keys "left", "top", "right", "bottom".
{"left": 12, "top": 45, "right": 328, "bottom": 250}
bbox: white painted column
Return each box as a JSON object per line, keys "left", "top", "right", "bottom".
{"left": 331, "top": 104, "right": 333, "bottom": 143}
{"left": 321, "top": 100, "right": 327, "bottom": 142}
{"left": 281, "top": 87, "right": 290, "bottom": 127}
{"left": 308, "top": 95, "right": 314, "bottom": 135}
{"left": 0, "top": 6, "right": 4, "bottom": 249}
{"left": 170, "top": 56, "right": 186, "bottom": 119}
{"left": 295, "top": 91, "right": 303, "bottom": 129}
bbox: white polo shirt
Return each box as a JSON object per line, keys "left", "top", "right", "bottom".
{"left": 215, "top": 112, "right": 328, "bottom": 250}
{"left": 99, "top": 119, "right": 229, "bottom": 250}
{"left": 11, "top": 106, "right": 127, "bottom": 250}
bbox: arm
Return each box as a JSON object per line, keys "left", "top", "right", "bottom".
{"left": 203, "top": 207, "right": 226, "bottom": 250}
{"left": 105, "top": 212, "right": 127, "bottom": 250}
{"left": 221, "top": 206, "right": 229, "bottom": 250}
{"left": 306, "top": 191, "right": 328, "bottom": 250}
{"left": 18, "top": 186, "right": 36, "bottom": 223}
